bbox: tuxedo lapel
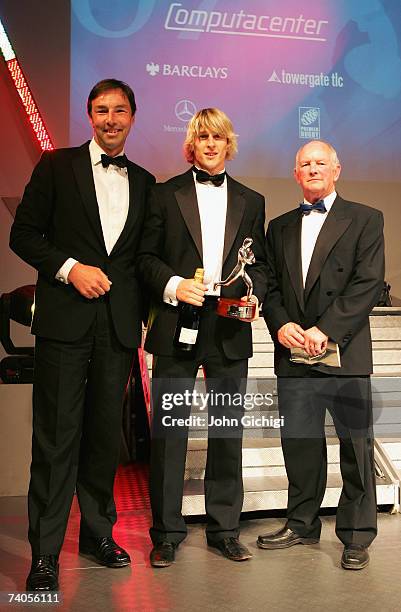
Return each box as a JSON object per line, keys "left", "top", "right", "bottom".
{"left": 283, "top": 213, "right": 305, "bottom": 312}
{"left": 304, "top": 197, "right": 352, "bottom": 301}
{"left": 175, "top": 171, "right": 203, "bottom": 260}
{"left": 72, "top": 144, "right": 107, "bottom": 253}
{"left": 222, "top": 176, "right": 245, "bottom": 263}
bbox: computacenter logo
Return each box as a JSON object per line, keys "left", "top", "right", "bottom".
{"left": 146, "top": 61, "right": 228, "bottom": 79}
{"left": 165, "top": 3, "right": 329, "bottom": 42}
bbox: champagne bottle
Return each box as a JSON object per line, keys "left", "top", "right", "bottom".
{"left": 173, "top": 268, "right": 204, "bottom": 352}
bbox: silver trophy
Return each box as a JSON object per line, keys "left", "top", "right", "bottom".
{"left": 213, "top": 237, "right": 256, "bottom": 320}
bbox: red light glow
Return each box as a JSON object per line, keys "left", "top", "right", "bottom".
{"left": 6, "top": 58, "right": 53, "bottom": 151}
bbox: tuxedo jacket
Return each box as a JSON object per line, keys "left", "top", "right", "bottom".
{"left": 136, "top": 169, "right": 267, "bottom": 359}
{"left": 263, "top": 196, "right": 385, "bottom": 376}
{"left": 10, "top": 142, "right": 155, "bottom": 349}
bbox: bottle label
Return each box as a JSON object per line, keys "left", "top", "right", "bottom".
{"left": 179, "top": 327, "right": 198, "bottom": 344}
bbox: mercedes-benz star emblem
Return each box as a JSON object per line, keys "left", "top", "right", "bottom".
{"left": 175, "top": 99, "right": 197, "bottom": 122}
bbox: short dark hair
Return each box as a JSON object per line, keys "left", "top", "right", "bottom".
{"left": 87, "top": 79, "right": 137, "bottom": 115}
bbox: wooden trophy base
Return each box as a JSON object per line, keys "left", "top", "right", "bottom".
{"left": 216, "top": 297, "right": 256, "bottom": 321}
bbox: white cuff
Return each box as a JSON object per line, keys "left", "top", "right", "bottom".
{"left": 56, "top": 258, "right": 78, "bottom": 284}
{"left": 163, "top": 276, "right": 183, "bottom": 306}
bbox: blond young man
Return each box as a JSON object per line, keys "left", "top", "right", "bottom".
{"left": 137, "top": 108, "right": 267, "bottom": 566}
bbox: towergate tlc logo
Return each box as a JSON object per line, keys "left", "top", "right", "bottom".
{"left": 165, "top": 3, "right": 329, "bottom": 42}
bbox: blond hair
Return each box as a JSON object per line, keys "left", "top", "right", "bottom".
{"left": 183, "top": 108, "right": 238, "bottom": 163}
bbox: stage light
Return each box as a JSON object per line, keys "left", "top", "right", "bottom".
{"left": 0, "top": 18, "right": 53, "bottom": 151}
{"left": 0, "top": 285, "right": 35, "bottom": 383}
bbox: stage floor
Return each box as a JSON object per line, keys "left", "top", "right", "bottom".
{"left": 1, "top": 463, "right": 400, "bottom": 612}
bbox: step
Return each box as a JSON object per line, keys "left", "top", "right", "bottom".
{"left": 185, "top": 438, "right": 340, "bottom": 479}
{"left": 182, "top": 439, "right": 399, "bottom": 514}
{"left": 182, "top": 472, "right": 397, "bottom": 515}
{"left": 378, "top": 439, "right": 401, "bottom": 480}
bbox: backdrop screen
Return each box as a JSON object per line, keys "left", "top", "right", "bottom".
{"left": 70, "top": 0, "right": 401, "bottom": 181}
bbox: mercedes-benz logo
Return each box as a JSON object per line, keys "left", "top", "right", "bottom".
{"left": 175, "top": 99, "right": 197, "bottom": 122}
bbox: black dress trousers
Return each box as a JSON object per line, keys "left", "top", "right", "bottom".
{"left": 277, "top": 373, "right": 377, "bottom": 546}
{"left": 28, "top": 299, "right": 133, "bottom": 555}
{"left": 149, "top": 300, "right": 248, "bottom": 546}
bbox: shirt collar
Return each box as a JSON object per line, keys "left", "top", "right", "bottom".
{"left": 89, "top": 138, "right": 125, "bottom": 167}
{"left": 303, "top": 191, "right": 337, "bottom": 213}
{"left": 192, "top": 165, "right": 226, "bottom": 173}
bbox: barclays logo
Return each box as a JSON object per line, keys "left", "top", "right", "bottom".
{"left": 146, "top": 62, "right": 228, "bottom": 79}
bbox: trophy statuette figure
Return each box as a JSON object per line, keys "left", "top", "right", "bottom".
{"left": 213, "top": 237, "right": 257, "bottom": 321}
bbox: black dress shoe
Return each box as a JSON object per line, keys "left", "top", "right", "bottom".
{"left": 208, "top": 537, "right": 252, "bottom": 561}
{"left": 26, "top": 555, "right": 59, "bottom": 591}
{"left": 79, "top": 537, "right": 131, "bottom": 567}
{"left": 341, "top": 545, "right": 369, "bottom": 570}
{"left": 150, "top": 542, "right": 177, "bottom": 567}
{"left": 257, "top": 524, "right": 319, "bottom": 549}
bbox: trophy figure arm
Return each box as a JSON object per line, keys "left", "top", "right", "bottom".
{"left": 213, "top": 265, "right": 243, "bottom": 290}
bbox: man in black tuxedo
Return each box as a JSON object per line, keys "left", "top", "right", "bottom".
{"left": 257, "top": 140, "right": 384, "bottom": 570}
{"left": 137, "top": 108, "right": 266, "bottom": 566}
{"left": 10, "top": 79, "right": 155, "bottom": 590}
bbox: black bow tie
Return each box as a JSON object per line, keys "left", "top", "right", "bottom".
{"left": 300, "top": 200, "right": 327, "bottom": 215}
{"left": 193, "top": 166, "right": 226, "bottom": 187}
{"left": 101, "top": 153, "right": 128, "bottom": 169}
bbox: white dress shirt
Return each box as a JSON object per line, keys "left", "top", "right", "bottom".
{"left": 301, "top": 191, "right": 336, "bottom": 287}
{"left": 163, "top": 169, "right": 228, "bottom": 305}
{"left": 56, "top": 138, "right": 129, "bottom": 283}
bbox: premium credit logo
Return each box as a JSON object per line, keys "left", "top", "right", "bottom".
{"left": 299, "top": 107, "right": 320, "bottom": 139}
